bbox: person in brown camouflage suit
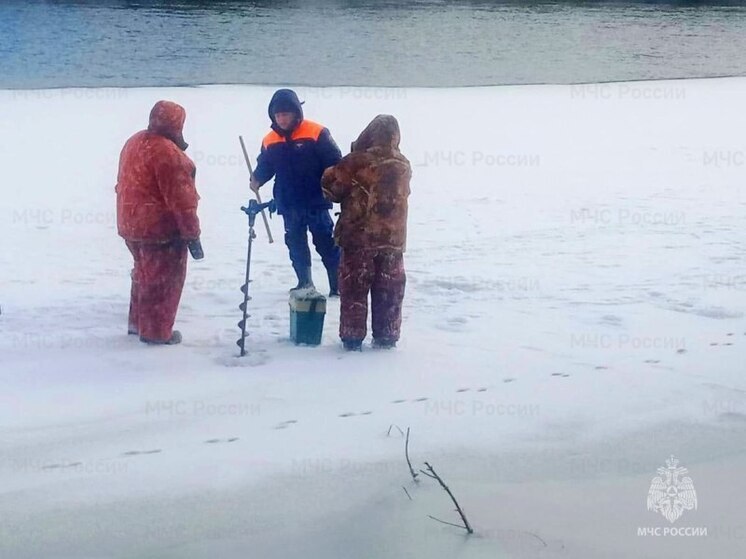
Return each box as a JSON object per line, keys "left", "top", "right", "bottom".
{"left": 321, "top": 115, "right": 411, "bottom": 351}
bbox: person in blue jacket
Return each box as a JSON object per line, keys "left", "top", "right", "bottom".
{"left": 250, "top": 89, "right": 342, "bottom": 295}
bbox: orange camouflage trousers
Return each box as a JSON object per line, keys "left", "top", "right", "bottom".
{"left": 338, "top": 249, "right": 406, "bottom": 343}
{"left": 126, "top": 240, "right": 188, "bottom": 342}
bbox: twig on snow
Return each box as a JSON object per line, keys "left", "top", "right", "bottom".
{"left": 527, "top": 531, "right": 547, "bottom": 547}
{"left": 387, "top": 424, "right": 405, "bottom": 437}
{"left": 427, "top": 515, "right": 468, "bottom": 530}
{"left": 421, "top": 461, "right": 473, "bottom": 534}
{"left": 405, "top": 427, "right": 419, "bottom": 482}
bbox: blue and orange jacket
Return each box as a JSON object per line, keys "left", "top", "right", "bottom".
{"left": 253, "top": 89, "right": 342, "bottom": 214}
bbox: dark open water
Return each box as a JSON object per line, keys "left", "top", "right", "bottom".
{"left": 1, "top": 0, "right": 746, "bottom": 88}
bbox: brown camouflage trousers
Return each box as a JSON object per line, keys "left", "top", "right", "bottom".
{"left": 338, "top": 249, "right": 406, "bottom": 343}
{"left": 126, "top": 240, "right": 188, "bottom": 342}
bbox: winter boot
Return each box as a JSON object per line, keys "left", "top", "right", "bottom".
{"left": 140, "top": 330, "right": 182, "bottom": 345}
{"left": 372, "top": 338, "right": 397, "bottom": 349}
{"left": 289, "top": 265, "right": 314, "bottom": 292}
{"left": 342, "top": 338, "right": 363, "bottom": 351}
{"left": 327, "top": 265, "right": 339, "bottom": 297}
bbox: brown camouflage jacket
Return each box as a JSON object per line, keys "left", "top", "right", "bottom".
{"left": 321, "top": 115, "right": 411, "bottom": 252}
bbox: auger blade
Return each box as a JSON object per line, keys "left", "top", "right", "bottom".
{"left": 238, "top": 301, "right": 252, "bottom": 312}
{"left": 236, "top": 338, "right": 247, "bottom": 356}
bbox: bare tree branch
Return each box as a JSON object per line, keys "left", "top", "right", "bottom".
{"left": 405, "top": 427, "right": 419, "bottom": 482}
{"left": 387, "top": 424, "right": 404, "bottom": 437}
{"left": 427, "top": 515, "right": 469, "bottom": 530}
{"left": 422, "top": 461, "right": 474, "bottom": 534}
{"left": 402, "top": 486, "right": 413, "bottom": 501}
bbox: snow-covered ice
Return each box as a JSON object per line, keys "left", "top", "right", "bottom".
{"left": 0, "top": 79, "right": 744, "bottom": 558}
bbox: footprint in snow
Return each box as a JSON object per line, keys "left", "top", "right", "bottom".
{"left": 677, "top": 348, "right": 687, "bottom": 354}
{"left": 595, "top": 366, "right": 609, "bottom": 370}
{"left": 392, "top": 399, "right": 407, "bottom": 404}
{"left": 413, "top": 397, "right": 429, "bottom": 402}
{"left": 715, "top": 333, "right": 736, "bottom": 346}
{"left": 205, "top": 438, "right": 239, "bottom": 444}
{"left": 122, "top": 449, "right": 162, "bottom": 456}
{"left": 274, "top": 420, "right": 298, "bottom": 429}
{"left": 503, "top": 378, "right": 516, "bottom": 383}
{"left": 339, "top": 411, "right": 373, "bottom": 418}
{"left": 42, "top": 462, "right": 83, "bottom": 470}
{"left": 644, "top": 359, "right": 661, "bottom": 364}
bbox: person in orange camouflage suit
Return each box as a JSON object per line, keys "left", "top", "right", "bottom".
{"left": 115, "top": 100, "right": 202, "bottom": 345}
{"left": 321, "top": 115, "right": 411, "bottom": 351}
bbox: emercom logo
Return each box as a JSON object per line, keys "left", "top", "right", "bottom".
{"left": 637, "top": 455, "right": 707, "bottom": 538}
{"left": 646, "top": 455, "right": 698, "bottom": 523}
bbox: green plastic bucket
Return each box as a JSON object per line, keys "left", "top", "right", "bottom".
{"left": 289, "top": 288, "right": 326, "bottom": 346}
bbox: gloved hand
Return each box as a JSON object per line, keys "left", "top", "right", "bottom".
{"left": 249, "top": 176, "right": 261, "bottom": 194}
{"left": 187, "top": 239, "right": 204, "bottom": 260}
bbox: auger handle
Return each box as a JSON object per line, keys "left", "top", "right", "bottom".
{"left": 239, "top": 135, "right": 274, "bottom": 244}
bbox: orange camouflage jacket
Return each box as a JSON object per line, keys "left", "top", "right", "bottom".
{"left": 115, "top": 100, "right": 200, "bottom": 243}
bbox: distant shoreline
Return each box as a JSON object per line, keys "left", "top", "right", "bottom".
{"left": 2, "top": 73, "right": 746, "bottom": 92}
